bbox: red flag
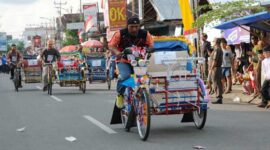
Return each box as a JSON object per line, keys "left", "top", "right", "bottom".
{"left": 78, "top": 29, "right": 84, "bottom": 43}
{"left": 101, "top": 0, "right": 104, "bottom": 9}
{"left": 84, "top": 16, "right": 94, "bottom": 32}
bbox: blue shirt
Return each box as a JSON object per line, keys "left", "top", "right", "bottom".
{"left": 1, "top": 56, "right": 7, "bottom": 65}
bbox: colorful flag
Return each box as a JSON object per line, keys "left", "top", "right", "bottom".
{"left": 78, "top": 29, "right": 84, "bottom": 43}
{"left": 83, "top": 3, "right": 98, "bottom": 32}
{"left": 101, "top": 0, "right": 105, "bottom": 9}
{"left": 178, "top": 0, "right": 194, "bottom": 31}
{"left": 84, "top": 16, "right": 94, "bottom": 32}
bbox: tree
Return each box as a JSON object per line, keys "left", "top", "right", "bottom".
{"left": 7, "top": 40, "right": 25, "bottom": 52}
{"left": 193, "top": 0, "right": 266, "bottom": 28}
{"left": 62, "top": 30, "right": 80, "bottom": 46}
{"left": 16, "top": 41, "right": 24, "bottom": 51}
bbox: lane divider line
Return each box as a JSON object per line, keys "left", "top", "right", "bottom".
{"left": 83, "top": 115, "right": 117, "bottom": 134}
{"left": 51, "top": 95, "right": 63, "bottom": 102}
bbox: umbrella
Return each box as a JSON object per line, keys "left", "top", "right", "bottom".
{"left": 60, "top": 45, "right": 77, "bottom": 53}
{"left": 81, "top": 40, "right": 103, "bottom": 48}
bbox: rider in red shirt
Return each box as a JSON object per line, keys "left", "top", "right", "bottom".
{"left": 7, "top": 44, "right": 23, "bottom": 87}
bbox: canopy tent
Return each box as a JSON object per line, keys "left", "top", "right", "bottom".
{"left": 60, "top": 45, "right": 77, "bottom": 53}
{"left": 81, "top": 40, "right": 103, "bottom": 48}
{"left": 214, "top": 11, "right": 270, "bottom": 32}
{"left": 153, "top": 36, "right": 192, "bottom": 54}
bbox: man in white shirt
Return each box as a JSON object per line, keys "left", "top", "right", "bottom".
{"left": 258, "top": 45, "right": 270, "bottom": 108}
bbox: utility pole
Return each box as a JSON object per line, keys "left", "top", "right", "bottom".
{"left": 132, "top": 0, "right": 135, "bottom": 16}
{"left": 54, "top": 0, "right": 67, "bottom": 48}
{"left": 138, "top": 0, "right": 143, "bottom": 20}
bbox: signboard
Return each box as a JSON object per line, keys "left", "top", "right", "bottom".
{"left": 223, "top": 26, "right": 250, "bottom": 45}
{"left": 67, "top": 22, "right": 84, "bottom": 30}
{"left": 83, "top": 3, "right": 98, "bottom": 32}
{"left": 0, "top": 32, "right": 7, "bottom": 51}
{"left": 108, "top": 0, "right": 127, "bottom": 30}
{"left": 33, "top": 35, "right": 41, "bottom": 48}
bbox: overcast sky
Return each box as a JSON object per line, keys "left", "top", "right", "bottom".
{"left": 0, "top": 0, "right": 99, "bottom": 38}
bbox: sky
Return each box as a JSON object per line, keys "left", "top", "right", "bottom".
{"left": 0, "top": 0, "right": 100, "bottom": 39}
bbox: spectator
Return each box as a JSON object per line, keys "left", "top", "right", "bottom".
{"left": 232, "top": 44, "right": 239, "bottom": 85}
{"left": 207, "top": 48, "right": 214, "bottom": 95}
{"left": 0, "top": 55, "right": 2, "bottom": 73}
{"left": 258, "top": 45, "right": 270, "bottom": 108}
{"left": 211, "top": 38, "right": 223, "bottom": 104}
{"left": 251, "top": 36, "right": 260, "bottom": 97}
{"left": 235, "top": 58, "right": 244, "bottom": 85}
{"left": 255, "top": 50, "right": 264, "bottom": 98}
{"left": 201, "top": 33, "right": 212, "bottom": 78}
{"left": 221, "top": 38, "right": 233, "bottom": 94}
{"left": 1, "top": 54, "right": 8, "bottom": 74}
{"left": 242, "top": 56, "right": 254, "bottom": 95}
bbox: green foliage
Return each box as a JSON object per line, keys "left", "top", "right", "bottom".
{"left": 6, "top": 39, "right": 24, "bottom": 52}
{"left": 16, "top": 41, "right": 24, "bottom": 51}
{"left": 62, "top": 30, "right": 80, "bottom": 46}
{"left": 193, "top": 0, "right": 266, "bottom": 28}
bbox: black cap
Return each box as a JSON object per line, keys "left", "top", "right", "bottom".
{"left": 127, "top": 17, "right": 140, "bottom": 25}
{"left": 263, "top": 45, "right": 270, "bottom": 52}
{"left": 11, "top": 43, "right": 16, "bottom": 46}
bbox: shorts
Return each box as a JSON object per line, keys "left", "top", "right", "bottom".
{"left": 222, "top": 67, "right": 231, "bottom": 77}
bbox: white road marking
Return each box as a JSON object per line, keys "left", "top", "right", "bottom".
{"left": 83, "top": 115, "right": 117, "bottom": 134}
{"left": 36, "top": 86, "right": 42, "bottom": 90}
{"left": 51, "top": 95, "right": 63, "bottom": 102}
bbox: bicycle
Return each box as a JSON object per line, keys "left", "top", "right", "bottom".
{"left": 44, "top": 62, "right": 54, "bottom": 95}
{"left": 119, "top": 47, "right": 152, "bottom": 141}
{"left": 11, "top": 62, "right": 21, "bottom": 92}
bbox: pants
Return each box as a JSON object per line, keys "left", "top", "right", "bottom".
{"left": 204, "top": 58, "right": 208, "bottom": 78}
{"left": 116, "top": 62, "right": 132, "bottom": 94}
{"left": 212, "top": 67, "right": 223, "bottom": 99}
{"left": 222, "top": 67, "right": 232, "bottom": 91}
{"left": 42, "top": 66, "right": 48, "bottom": 87}
{"left": 261, "top": 79, "right": 270, "bottom": 104}
{"left": 10, "top": 65, "right": 15, "bottom": 78}
{"left": 108, "top": 56, "right": 116, "bottom": 80}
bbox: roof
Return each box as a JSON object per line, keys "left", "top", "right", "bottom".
{"left": 214, "top": 11, "right": 270, "bottom": 31}
{"left": 149, "top": 0, "right": 182, "bottom": 21}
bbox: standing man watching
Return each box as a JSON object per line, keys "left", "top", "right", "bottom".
{"left": 258, "top": 46, "right": 270, "bottom": 108}
{"left": 210, "top": 38, "right": 223, "bottom": 104}
{"left": 221, "top": 38, "right": 233, "bottom": 94}
{"left": 40, "top": 40, "right": 61, "bottom": 91}
{"left": 201, "top": 33, "right": 212, "bottom": 78}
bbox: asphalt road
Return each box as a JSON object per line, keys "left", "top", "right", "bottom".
{"left": 0, "top": 73, "right": 269, "bottom": 150}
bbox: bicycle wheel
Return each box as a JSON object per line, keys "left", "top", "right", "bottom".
{"left": 136, "top": 88, "right": 151, "bottom": 141}
{"left": 107, "top": 71, "right": 111, "bottom": 90}
{"left": 193, "top": 108, "right": 207, "bottom": 129}
{"left": 13, "top": 69, "right": 19, "bottom": 92}
{"left": 120, "top": 87, "right": 135, "bottom": 132}
{"left": 13, "top": 78, "right": 19, "bottom": 92}
{"left": 47, "top": 68, "right": 53, "bottom": 95}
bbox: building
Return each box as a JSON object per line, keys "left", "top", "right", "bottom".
{"left": 22, "top": 26, "right": 56, "bottom": 48}
{"left": 141, "top": 0, "right": 210, "bottom": 36}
